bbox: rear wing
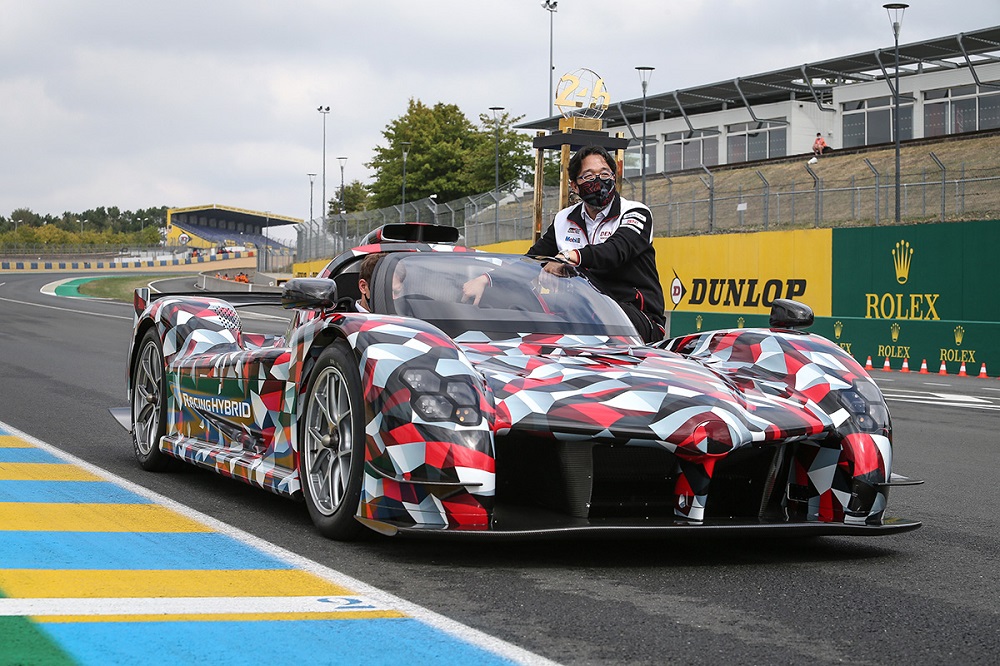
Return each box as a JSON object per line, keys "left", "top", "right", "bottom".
{"left": 133, "top": 288, "right": 285, "bottom": 316}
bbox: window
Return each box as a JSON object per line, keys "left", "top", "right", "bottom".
{"left": 922, "top": 83, "right": 1000, "bottom": 136}
{"left": 727, "top": 134, "right": 746, "bottom": 163}
{"left": 925, "top": 102, "right": 947, "bottom": 137}
{"left": 868, "top": 108, "right": 891, "bottom": 145}
{"left": 980, "top": 93, "right": 1000, "bottom": 130}
{"left": 952, "top": 98, "right": 977, "bottom": 134}
{"left": 623, "top": 138, "right": 658, "bottom": 178}
{"left": 843, "top": 113, "right": 867, "bottom": 148}
{"left": 663, "top": 130, "right": 718, "bottom": 173}
{"left": 841, "top": 98, "right": 913, "bottom": 146}
{"left": 726, "top": 120, "right": 786, "bottom": 164}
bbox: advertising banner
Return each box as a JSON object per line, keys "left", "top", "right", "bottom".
{"left": 668, "top": 220, "right": 1000, "bottom": 375}
{"left": 829, "top": 221, "right": 1000, "bottom": 374}
{"left": 656, "top": 229, "right": 832, "bottom": 317}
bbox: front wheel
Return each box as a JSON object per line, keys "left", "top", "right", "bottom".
{"left": 131, "top": 329, "right": 177, "bottom": 471}
{"left": 299, "top": 341, "right": 366, "bottom": 540}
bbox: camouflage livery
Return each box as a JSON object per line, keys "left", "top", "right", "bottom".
{"left": 121, "top": 232, "right": 919, "bottom": 539}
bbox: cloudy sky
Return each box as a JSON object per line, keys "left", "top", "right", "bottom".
{"left": 3, "top": 1, "right": 998, "bottom": 224}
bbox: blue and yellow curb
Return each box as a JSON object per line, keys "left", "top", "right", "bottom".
{"left": 0, "top": 425, "right": 542, "bottom": 665}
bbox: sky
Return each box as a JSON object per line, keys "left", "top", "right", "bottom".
{"left": 3, "top": 0, "right": 999, "bottom": 226}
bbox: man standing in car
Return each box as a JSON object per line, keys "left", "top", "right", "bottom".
{"left": 530, "top": 145, "right": 665, "bottom": 343}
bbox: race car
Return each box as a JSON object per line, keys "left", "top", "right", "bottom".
{"left": 113, "top": 223, "right": 921, "bottom": 540}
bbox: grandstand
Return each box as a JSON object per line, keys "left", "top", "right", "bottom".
{"left": 167, "top": 205, "right": 299, "bottom": 273}
{"left": 166, "top": 205, "right": 298, "bottom": 251}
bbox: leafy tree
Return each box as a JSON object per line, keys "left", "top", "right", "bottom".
{"left": 366, "top": 100, "right": 534, "bottom": 208}
{"left": 469, "top": 110, "right": 534, "bottom": 195}
{"left": 34, "top": 223, "right": 71, "bottom": 245}
{"left": 327, "top": 180, "right": 371, "bottom": 217}
{"left": 543, "top": 155, "right": 562, "bottom": 187}
{"left": 0, "top": 205, "right": 169, "bottom": 248}
{"left": 344, "top": 180, "right": 371, "bottom": 213}
{"left": 367, "top": 99, "right": 480, "bottom": 208}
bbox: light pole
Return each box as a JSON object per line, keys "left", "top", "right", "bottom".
{"left": 490, "top": 107, "right": 504, "bottom": 242}
{"left": 542, "top": 1, "right": 557, "bottom": 117}
{"left": 337, "top": 157, "right": 347, "bottom": 215}
{"left": 884, "top": 3, "right": 908, "bottom": 225}
{"left": 636, "top": 66, "right": 655, "bottom": 204}
{"left": 307, "top": 173, "right": 316, "bottom": 222}
{"left": 317, "top": 106, "right": 330, "bottom": 224}
{"left": 400, "top": 141, "right": 412, "bottom": 223}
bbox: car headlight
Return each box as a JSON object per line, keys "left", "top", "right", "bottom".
{"left": 838, "top": 380, "right": 889, "bottom": 432}
{"left": 402, "top": 367, "right": 482, "bottom": 426}
{"left": 401, "top": 367, "right": 441, "bottom": 393}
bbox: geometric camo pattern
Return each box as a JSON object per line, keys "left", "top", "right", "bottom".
{"left": 129, "top": 246, "right": 900, "bottom": 534}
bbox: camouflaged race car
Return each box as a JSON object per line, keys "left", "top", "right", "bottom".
{"left": 113, "top": 223, "right": 920, "bottom": 540}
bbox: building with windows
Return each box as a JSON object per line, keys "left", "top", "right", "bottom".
{"left": 519, "top": 26, "right": 1000, "bottom": 176}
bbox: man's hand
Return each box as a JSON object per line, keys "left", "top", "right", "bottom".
{"left": 541, "top": 261, "right": 573, "bottom": 277}
{"left": 461, "top": 274, "right": 490, "bottom": 305}
{"left": 541, "top": 250, "right": 579, "bottom": 277}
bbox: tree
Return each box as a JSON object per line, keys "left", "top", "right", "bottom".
{"left": 327, "top": 179, "right": 371, "bottom": 217}
{"left": 367, "top": 99, "right": 482, "bottom": 208}
{"left": 0, "top": 205, "right": 169, "bottom": 249}
{"left": 468, "top": 110, "right": 534, "bottom": 196}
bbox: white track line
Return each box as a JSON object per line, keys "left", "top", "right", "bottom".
{"left": 0, "top": 595, "right": 389, "bottom": 617}
{"left": 0, "top": 420, "right": 558, "bottom": 666}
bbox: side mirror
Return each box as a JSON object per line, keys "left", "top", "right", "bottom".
{"left": 769, "top": 299, "right": 814, "bottom": 329}
{"left": 281, "top": 278, "right": 338, "bottom": 310}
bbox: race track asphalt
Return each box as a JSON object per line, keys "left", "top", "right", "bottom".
{"left": 2, "top": 270, "right": 999, "bottom": 665}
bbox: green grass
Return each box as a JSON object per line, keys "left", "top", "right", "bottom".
{"left": 0, "top": 616, "right": 77, "bottom": 665}
{"left": 77, "top": 275, "right": 193, "bottom": 302}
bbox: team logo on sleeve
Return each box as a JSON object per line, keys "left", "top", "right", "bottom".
{"left": 620, "top": 211, "right": 646, "bottom": 234}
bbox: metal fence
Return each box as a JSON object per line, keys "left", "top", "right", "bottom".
{"left": 621, "top": 164, "right": 1000, "bottom": 237}
{"left": 0, "top": 243, "right": 162, "bottom": 258}
{"left": 296, "top": 158, "right": 1000, "bottom": 263}
{"left": 296, "top": 179, "right": 560, "bottom": 261}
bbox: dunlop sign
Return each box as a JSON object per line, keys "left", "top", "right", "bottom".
{"left": 657, "top": 229, "right": 831, "bottom": 316}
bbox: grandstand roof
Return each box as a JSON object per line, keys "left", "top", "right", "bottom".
{"left": 518, "top": 25, "right": 1000, "bottom": 134}
{"left": 167, "top": 204, "right": 302, "bottom": 229}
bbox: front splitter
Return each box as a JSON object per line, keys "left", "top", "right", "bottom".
{"left": 357, "top": 513, "right": 922, "bottom": 541}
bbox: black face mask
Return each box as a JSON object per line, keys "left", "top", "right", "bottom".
{"left": 577, "top": 176, "right": 616, "bottom": 208}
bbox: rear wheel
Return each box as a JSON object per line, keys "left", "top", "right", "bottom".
{"left": 299, "top": 341, "right": 366, "bottom": 540}
{"left": 131, "top": 329, "right": 177, "bottom": 471}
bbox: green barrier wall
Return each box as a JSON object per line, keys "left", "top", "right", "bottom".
{"left": 831, "top": 221, "right": 1000, "bottom": 374}
{"left": 668, "top": 312, "right": 1000, "bottom": 375}
{"left": 667, "top": 219, "right": 1000, "bottom": 376}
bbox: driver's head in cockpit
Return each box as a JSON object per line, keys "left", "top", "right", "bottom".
{"left": 357, "top": 253, "right": 406, "bottom": 313}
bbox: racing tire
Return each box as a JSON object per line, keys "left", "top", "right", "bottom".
{"left": 299, "top": 341, "right": 366, "bottom": 541}
{"left": 131, "top": 329, "right": 177, "bottom": 472}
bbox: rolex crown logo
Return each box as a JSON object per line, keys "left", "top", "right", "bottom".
{"left": 891, "top": 322, "right": 900, "bottom": 342}
{"left": 954, "top": 325, "right": 965, "bottom": 346}
{"left": 737, "top": 316, "right": 745, "bottom": 328}
{"left": 892, "top": 240, "right": 913, "bottom": 285}
{"left": 834, "top": 320, "right": 843, "bottom": 339}
{"left": 695, "top": 315, "right": 703, "bottom": 331}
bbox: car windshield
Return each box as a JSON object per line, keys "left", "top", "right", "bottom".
{"left": 373, "top": 253, "right": 639, "bottom": 340}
